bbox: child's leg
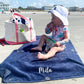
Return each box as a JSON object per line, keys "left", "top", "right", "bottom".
{"left": 38, "top": 45, "right": 65, "bottom": 59}
{"left": 31, "top": 35, "right": 49, "bottom": 51}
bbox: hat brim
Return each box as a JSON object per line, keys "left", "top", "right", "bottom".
{"left": 51, "top": 10, "right": 68, "bottom": 25}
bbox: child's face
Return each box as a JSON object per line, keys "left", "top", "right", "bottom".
{"left": 51, "top": 13, "right": 63, "bottom": 25}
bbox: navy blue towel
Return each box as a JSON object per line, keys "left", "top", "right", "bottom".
{"left": 0, "top": 36, "right": 84, "bottom": 83}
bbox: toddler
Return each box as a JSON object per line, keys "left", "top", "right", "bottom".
{"left": 31, "top": 6, "right": 70, "bottom": 59}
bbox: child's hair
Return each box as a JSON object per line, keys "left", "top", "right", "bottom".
{"left": 50, "top": 6, "right": 69, "bottom": 25}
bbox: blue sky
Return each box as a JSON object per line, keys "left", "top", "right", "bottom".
{"left": 0, "top": 0, "right": 84, "bottom": 8}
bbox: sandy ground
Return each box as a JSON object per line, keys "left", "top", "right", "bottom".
{"left": 0, "top": 11, "right": 84, "bottom": 84}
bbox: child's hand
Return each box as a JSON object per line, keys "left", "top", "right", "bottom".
{"left": 47, "top": 22, "right": 56, "bottom": 30}
{"left": 54, "top": 42, "right": 60, "bottom": 47}
{"left": 47, "top": 22, "right": 53, "bottom": 27}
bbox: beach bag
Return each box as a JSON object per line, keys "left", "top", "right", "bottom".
{"left": 4, "top": 13, "right": 36, "bottom": 45}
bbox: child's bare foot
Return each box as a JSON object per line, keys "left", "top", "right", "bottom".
{"left": 31, "top": 47, "right": 42, "bottom": 51}
{"left": 37, "top": 52, "right": 48, "bottom": 59}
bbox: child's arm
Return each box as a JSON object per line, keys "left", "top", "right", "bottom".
{"left": 55, "top": 27, "right": 70, "bottom": 47}
{"left": 45, "top": 22, "right": 54, "bottom": 34}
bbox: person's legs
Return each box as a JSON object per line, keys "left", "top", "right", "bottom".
{"left": 31, "top": 35, "right": 49, "bottom": 51}
{"left": 37, "top": 45, "right": 65, "bottom": 59}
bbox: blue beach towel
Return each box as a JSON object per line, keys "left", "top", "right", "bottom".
{"left": 0, "top": 36, "right": 84, "bottom": 83}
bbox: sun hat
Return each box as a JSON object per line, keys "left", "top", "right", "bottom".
{"left": 50, "top": 5, "right": 69, "bottom": 25}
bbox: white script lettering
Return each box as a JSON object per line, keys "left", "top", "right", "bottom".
{"left": 39, "top": 67, "right": 52, "bottom": 73}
